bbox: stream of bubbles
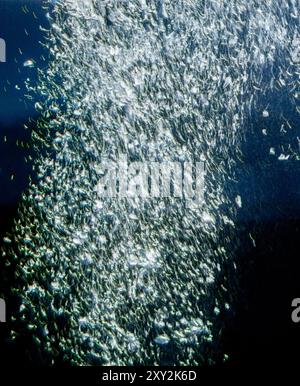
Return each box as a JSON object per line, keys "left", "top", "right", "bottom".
{"left": 2, "top": 0, "right": 299, "bottom": 365}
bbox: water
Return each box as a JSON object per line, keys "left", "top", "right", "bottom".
{"left": 0, "top": 0, "right": 299, "bottom": 366}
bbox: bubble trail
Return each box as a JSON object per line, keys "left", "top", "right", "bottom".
{"left": 2, "top": 0, "right": 299, "bottom": 365}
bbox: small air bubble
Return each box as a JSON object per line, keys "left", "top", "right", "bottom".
{"left": 262, "top": 110, "right": 269, "bottom": 118}
{"left": 154, "top": 335, "right": 170, "bottom": 345}
{"left": 23, "top": 59, "right": 35, "bottom": 68}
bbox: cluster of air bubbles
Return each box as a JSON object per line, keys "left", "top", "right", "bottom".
{"left": 2, "top": 0, "right": 299, "bottom": 365}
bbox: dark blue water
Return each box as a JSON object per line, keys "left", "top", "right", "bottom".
{"left": 0, "top": 0, "right": 48, "bottom": 234}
